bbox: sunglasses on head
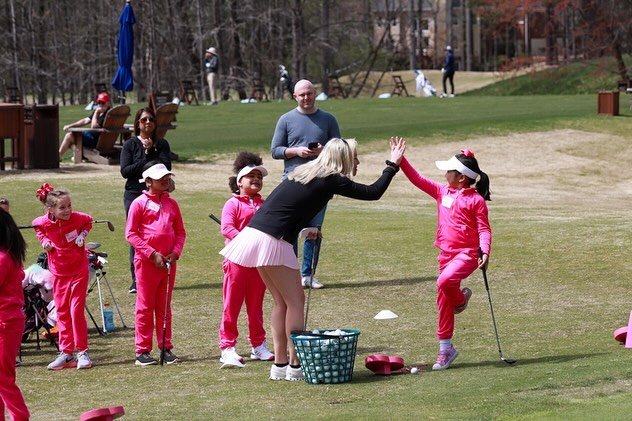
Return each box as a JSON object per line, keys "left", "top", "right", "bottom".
{"left": 140, "top": 117, "right": 155, "bottom": 123}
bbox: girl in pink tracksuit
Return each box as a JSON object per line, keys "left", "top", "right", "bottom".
{"left": 400, "top": 149, "right": 492, "bottom": 371}
{"left": 0, "top": 209, "right": 30, "bottom": 421}
{"left": 33, "top": 185, "right": 94, "bottom": 371}
{"left": 218, "top": 153, "right": 274, "bottom": 368}
{"left": 126, "top": 163, "right": 186, "bottom": 366}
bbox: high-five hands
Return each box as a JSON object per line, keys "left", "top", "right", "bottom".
{"left": 389, "top": 136, "right": 406, "bottom": 165}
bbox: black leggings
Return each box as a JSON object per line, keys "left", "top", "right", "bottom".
{"left": 442, "top": 72, "right": 455, "bottom": 95}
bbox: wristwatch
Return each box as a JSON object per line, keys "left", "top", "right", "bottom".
{"left": 385, "top": 160, "right": 400, "bottom": 171}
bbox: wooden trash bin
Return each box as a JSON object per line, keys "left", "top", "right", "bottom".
{"left": 23, "top": 104, "right": 59, "bottom": 169}
{"left": 597, "top": 91, "right": 619, "bottom": 116}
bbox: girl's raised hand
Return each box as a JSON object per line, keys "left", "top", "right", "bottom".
{"left": 389, "top": 136, "right": 406, "bottom": 165}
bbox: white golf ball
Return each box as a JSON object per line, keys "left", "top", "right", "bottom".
{"left": 411, "top": 367, "right": 419, "bottom": 374}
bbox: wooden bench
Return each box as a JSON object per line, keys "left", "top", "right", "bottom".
{"left": 179, "top": 80, "right": 199, "bottom": 105}
{"left": 250, "top": 78, "right": 269, "bottom": 102}
{"left": 391, "top": 75, "right": 411, "bottom": 97}
{"left": 328, "top": 76, "right": 348, "bottom": 99}
{"left": 4, "top": 86, "right": 22, "bottom": 104}
{"left": 148, "top": 91, "right": 174, "bottom": 112}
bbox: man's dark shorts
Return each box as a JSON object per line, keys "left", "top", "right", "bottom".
{"left": 82, "top": 131, "right": 98, "bottom": 149}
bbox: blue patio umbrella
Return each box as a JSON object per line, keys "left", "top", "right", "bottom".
{"left": 111, "top": 1, "right": 136, "bottom": 94}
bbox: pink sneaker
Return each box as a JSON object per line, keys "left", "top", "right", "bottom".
{"left": 432, "top": 346, "right": 459, "bottom": 370}
{"left": 454, "top": 288, "right": 472, "bottom": 314}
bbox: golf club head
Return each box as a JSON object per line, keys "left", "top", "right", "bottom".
{"left": 502, "top": 357, "right": 517, "bottom": 365}
{"left": 94, "top": 220, "right": 115, "bottom": 232}
{"left": 299, "top": 227, "right": 319, "bottom": 239}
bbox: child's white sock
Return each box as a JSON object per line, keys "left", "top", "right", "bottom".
{"left": 439, "top": 339, "right": 452, "bottom": 352}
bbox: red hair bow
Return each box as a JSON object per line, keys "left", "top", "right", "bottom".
{"left": 461, "top": 148, "right": 475, "bottom": 158}
{"left": 36, "top": 183, "right": 54, "bottom": 202}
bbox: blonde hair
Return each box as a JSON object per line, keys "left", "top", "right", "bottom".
{"left": 289, "top": 138, "right": 357, "bottom": 184}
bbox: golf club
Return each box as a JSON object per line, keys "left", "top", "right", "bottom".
{"left": 209, "top": 213, "right": 221, "bottom": 225}
{"left": 93, "top": 220, "right": 115, "bottom": 232}
{"left": 160, "top": 261, "right": 172, "bottom": 366}
{"left": 299, "top": 227, "right": 320, "bottom": 331}
{"left": 479, "top": 248, "right": 517, "bottom": 365}
{"left": 18, "top": 224, "right": 35, "bottom": 230}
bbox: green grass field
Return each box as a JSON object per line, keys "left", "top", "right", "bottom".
{"left": 4, "top": 91, "right": 632, "bottom": 420}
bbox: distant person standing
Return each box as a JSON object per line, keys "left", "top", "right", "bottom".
{"left": 440, "top": 46, "right": 455, "bottom": 98}
{"left": 271, "top": 79, "right": 341, "bottom": 289}
{"left": 204, "top": 47, "right": 219, "bottom": 105}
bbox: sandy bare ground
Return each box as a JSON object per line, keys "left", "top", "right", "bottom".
{"left": 3, "top": 129, "right": 630, "bottom": 212}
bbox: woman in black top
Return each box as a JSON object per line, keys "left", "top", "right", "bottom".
{"left": 221, "top": 136, "right": 406, "bottom": 382}
{"left": 120, "top": 107, "right": 172, "bottom": 293}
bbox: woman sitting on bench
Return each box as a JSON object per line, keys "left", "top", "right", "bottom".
{"left": 58, "top": 92, "right": 111, "bottom": 161}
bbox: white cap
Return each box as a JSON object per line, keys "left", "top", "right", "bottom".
{"left": 446, "top": 45, "right": 452, "bottom": 51}
{"left": 139, "top": 163, "right": 174, "bottom": 183}
{"left": 237, "top": 164, "right": 268, "bottom": 182}
{"left": 435, "top": 156, "right": 479, "bottom": 180}
{"left": 206, "top": 47, "right": 217, "bottom": 54}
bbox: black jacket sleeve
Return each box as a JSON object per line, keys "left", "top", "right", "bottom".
{"left": 333, "top": 167, "right": 397, "bottom": 201}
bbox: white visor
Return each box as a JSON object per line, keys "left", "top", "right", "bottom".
{"left": 139, "top": 163, "right": 174, "bottom": 183}
{"left": 237, "top": 165, "right": 268, "bottom": 182}
{"left": 435, "top": 156, "right": 479, "bottom": 180}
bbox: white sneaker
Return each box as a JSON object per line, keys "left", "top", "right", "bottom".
{"left": 285, "top": 366, "right": 304, "bottom": 382}
{"left": 220, "top": 347, "right": 245, "bottom": 368}
{"left": 77, "top": 351, "right": 93, "bottom": 369}
{"left": 301, "top": 276, "right": 324, "bottom": 289}
{"left": 270, "top": 364, "right": 287, "bottom": 380}
{"left": 449, "top": 94, "right": 455, "bottom": 98}
{"left": 47, "top": 352, "right": 76, "bottom": 370}
{"left": 440, "top": 93, "right": 447, "bottom": 98}
{"left": 250, "top": 341, "right": 274, "bottom": 361}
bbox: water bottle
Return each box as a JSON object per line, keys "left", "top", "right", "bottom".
{"left": 103, "top": 303, "right": 115, "bottom": 332}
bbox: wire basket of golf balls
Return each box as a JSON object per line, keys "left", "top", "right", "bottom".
{"left": 290, "top": 329, "right": 360, "bottom": 384}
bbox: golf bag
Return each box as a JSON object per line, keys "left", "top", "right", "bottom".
{"left": 414, "top": 70, "right": 437, "bottom": 97}
{"left": 22, "top": 263, "right": 58, "bottom": 347}
{"left": 279, "top": 65, "right": 294, "bottom": 97}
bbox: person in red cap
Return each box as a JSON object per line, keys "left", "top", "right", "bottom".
{"left": 58, "top": 92, "right": 111, "bottom": 161}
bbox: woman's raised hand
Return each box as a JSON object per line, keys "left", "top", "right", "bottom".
{"left": 389, "top": 136, "right": 406, "bottom": 165}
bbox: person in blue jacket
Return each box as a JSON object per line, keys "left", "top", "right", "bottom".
{"left": 441, "top": 46, "right": 456, "bottom": 98}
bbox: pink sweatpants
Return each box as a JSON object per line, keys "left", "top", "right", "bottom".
{"left": 134, "top": 260, "right": 175, "bottom": 354}
{"left": 436, "top": 249, "right": 479, "bottom": 340}
{"left": 0, "top": 317, "right": 30, "bottom": 421}
{"left": 53, "top": 270, "right": 89, "bottom": 354}
{"left": 218, "top": 260, "right": 267, "bottom": 350}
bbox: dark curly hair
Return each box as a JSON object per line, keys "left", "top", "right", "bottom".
{"left": 229, "top": 152, "right": 264, "bottom": 193}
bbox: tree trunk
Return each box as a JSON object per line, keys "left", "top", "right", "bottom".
{"left": 321, "top": 0, "right": 331, "bottom": 93}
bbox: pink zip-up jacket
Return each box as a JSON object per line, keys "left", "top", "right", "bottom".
{"left": 126, "top": 191, "right": 186, "bottom": 260}
{"left": 400, "top": 156, "right": 492, "bottom": 255}
{"left": 221, "top": 193, "right": 264, "bottom": 245}
{"left": 33, "top": 211, "right": 93, "bottom": 276}
{"left": 0, "top": 251, "right": 25, "bottom": 321}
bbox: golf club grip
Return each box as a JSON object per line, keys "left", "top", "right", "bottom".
{"left": 209, "top": 214, "right": 221, "bottom": 225}
{"left": 478, "top": 247, "right": 490, "bottom": 291}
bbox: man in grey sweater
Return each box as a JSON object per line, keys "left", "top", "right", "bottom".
{"left": 271, "top": 79, "right": 341, "bottom": 289}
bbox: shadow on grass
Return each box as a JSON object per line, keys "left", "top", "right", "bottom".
{"left": 452, "top": 352, "right": 607, "bottom": 369}
{"left": 174, "top": 276, "right": 436, "bottom": 291}
{"left": 325, "top": 276, "right": 436, "bottom": 289}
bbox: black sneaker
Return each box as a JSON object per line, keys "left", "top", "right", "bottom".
{"left": 135, "top": 352, "right": 158, "bottom": 366}
{"left": 162, "top": 349, "right": 180, "bottom": 364}
{"left": 128, "top": 280, "right": 137, "bottom": 294}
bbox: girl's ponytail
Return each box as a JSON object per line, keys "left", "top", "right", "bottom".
{"left": 476, "top": 170, "right": 491, "bottom": 201}
{"left": 455, "top": 150, "right": 491, "bottom": 201}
